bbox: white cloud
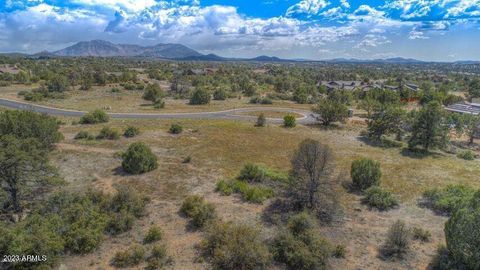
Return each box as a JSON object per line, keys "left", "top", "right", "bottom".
{"left": 286, "top": 0, "right": 330, "bottom": 16}
{"left": 354, "top": 34, "right": 391, "bottom": 51}
{"left": 70, "top": 0, "right": 158, "bottom": 12}
{"left": 340, "top": 0, "right": 350, "bottom": 9}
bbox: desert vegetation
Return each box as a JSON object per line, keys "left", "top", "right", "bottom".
{"left": 1, "top": 56, "right": 480, "bottom": 270}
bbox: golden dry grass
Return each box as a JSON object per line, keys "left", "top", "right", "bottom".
{"left": 58, "top": 118, "right": 480, "bottom": 201}
{"left": 0, "top": 84, "right": 312, "bottom": 113}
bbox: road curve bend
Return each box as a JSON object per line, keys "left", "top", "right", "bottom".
{"left": 0, "top": 98, "right": 317, "bottom": 125}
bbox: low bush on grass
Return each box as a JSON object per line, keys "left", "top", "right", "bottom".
{"left": 144, "top": 225, "right": 163, "bottom": 244}
{"left": 238, "top": 163, "right": 288, "bottom": 183}
{"left": 216, "top": 179, "right": 274, "bottom": 203}
{"left": 106, "top": 210, "right": 134, "bottom": 235}
{"left": 216, "top": 179, "right": 234, "bottom": 195}
{"left": 255, "top": 113, "right": 266, "bottom": 127}
{"left": 123, "top": 126, "right": 140, "bottom": 138}
{"left": 96, "top": 127, "right": 120, "bottom": 140}
{"left": 80, "top": 109, "right": 109, "bottom": 124}
{"left": 362, "top": 186, "right": 398, "bottom": 210}
{"left": 122, "top": 142, "right": 158, "bottom": 174}
{"left": 249, "top": 96, "right": 273, "bottom": 104}
{"left": 412, "top": 226, "right": 431, "bottom": 242}
{"left": 272, "top": 212, "right": 332, "bottom": 270}
{"left": 145, "top": 243, "right": 173, "bottom": 270}
{"left": 74, "top": 130, "right": 94, "bottom": 140}
{"left": 381, "top": 220, "right": 410, "bottom": 258}
{"left": 180, "top": 195, "right": 217, "bottom": 229}
{"left": 182, "top": 155, "right": 192, "bottom": 163}
{"left": 333, "top": 244, "right": 347, "bottom": 258}
{"left": 283, "top": 114, "right": 296, "bottom": 128}
{"left": 111, "top": 245, "right": 145, "bottom": 268}
{"left": 351, "top": 158, "right": 381, "bottom": 191}
{"left": 457, "top": 150, "right": 475, "bottom": 160}
{"left": 213, "top": 88, "right": 227, "bottom": 100}
{"left": 201, "top": 221, "right": 272, "bottom": 270}
{"left": 422, "top": 185, "right": 476, "bottom": 215}
{"left": 169, "top": 123, "right": 183, "bottom": 134}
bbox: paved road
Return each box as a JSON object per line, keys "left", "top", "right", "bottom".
{"left": 0, "top": 98, "right": 317, "bottom": 124}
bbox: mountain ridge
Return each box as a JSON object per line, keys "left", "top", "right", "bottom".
{"left": 3, "top": 40, "right": 477, "bottom": 64}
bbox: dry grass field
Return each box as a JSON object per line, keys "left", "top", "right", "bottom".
{"left": 0, "top": 84, "right": 312, "bottom": 113}
{"left": 29, "top": 114, "right": 478, "bottom": 270}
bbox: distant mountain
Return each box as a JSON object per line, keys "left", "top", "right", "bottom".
{"left": 249, "top": 55, "right": 285, "bottom": 62}
{"left": 52, "top": 40, "right": 202, "bottom": 59}
{"left": 5, "top": 40, "right": 473, "bottom": 63}
{"left": 326, "top": 57, "right": 425, "bottom": 64}
{"left": 177, "top": 53, "right": 226, "bottom": 61}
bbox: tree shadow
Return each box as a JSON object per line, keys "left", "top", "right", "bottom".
{"left": 356, "top": 136, "right": 403, "bottom": 149}
{"left": 399, "top": 148, "right": 444, "bottom": 159}
{"left": 112, "top": 166, "right": 128, "bottom": 176}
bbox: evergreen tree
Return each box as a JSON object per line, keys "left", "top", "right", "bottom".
{"left": 408, "top": 101, "right": 448, "bottom": 151}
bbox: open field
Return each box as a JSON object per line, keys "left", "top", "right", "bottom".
{"left": 0, "top": 84, "right": 312, "bottom": 113}
{"left": 42, "top": 116, "right": 480, "bottom": 269}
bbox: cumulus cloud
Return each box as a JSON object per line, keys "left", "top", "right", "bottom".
{"left": 286, "top": 0, "right": 330, "bottom": 16}
{"left": 0, "top": 0, "right": 479, "bottom": 60}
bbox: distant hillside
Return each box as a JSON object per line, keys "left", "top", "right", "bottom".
{"left": 53, "top": 40, "right": 202, "bottom": 59}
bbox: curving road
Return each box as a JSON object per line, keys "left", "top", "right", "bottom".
{"left": 0, "top": 98, "right": 318, "bottom": 124}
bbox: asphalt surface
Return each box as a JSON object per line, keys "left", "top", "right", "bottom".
{"left": 0, "top": 98, "right": 318, "bottom": 124}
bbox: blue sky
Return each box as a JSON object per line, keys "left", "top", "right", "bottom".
{"left": 0, "top": 0, "right": 479, "bottom": 60}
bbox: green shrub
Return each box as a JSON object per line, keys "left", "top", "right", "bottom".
{"left": 333, "top": 244, "right": 347, "bottom": 258}
{"left": 144, "top": 226, "right": 163, "bottom": 244}
{"left": 412, "top": 226, "right": 431, "bottom": 242}
{"left": 0, "top": 110, "right": 63, "bottom": 149}
{"left": 382, "top": 220, "right": 410, "bottom": 258}
{"left": 256, "top": 113, "right": 266, "bottom": 127}
{"left": 154, "top": 99, "right": 165, "bottom": 109}
{"left": 283, "top": 114, "right": 296, "bottom": 128}
{"left": 351, "top": 158, "right": 381, "bottom": 191}
{"left": 430, "top": 245, "right": 468, "bottom": 270}
{"left": 108, "top": 185, "right": 149, "bottom": 218}
{"left": 445, "top": 191, "right": 480, "bottom": 269}
{"left": 96, "top": 127, "right": 120, "bottom": 140}
{"left": 362, "top": 186, "right": 398, "bottom": 210}
{"left": 80, "top": 109, "right": 109, "bottom": 124}
{"left": 243, "top": 186, "right": 274, "bottom": 203}
{"left": 213, "top": 88, "right": 227, "bottom": 100}
{"left": 143, "top": 83, "right": 164, "bottom": 102}
{"left": 216, "top": 179, "right": 234, "bottom": 195}
{"left": 422, "top": 185, "right": 475, "bottom": 214}
{"left": 182, "top": 155, "right": 192, "bottom": 163}
{"left": 238, "top": 163, "right": 288, "bottom": 183}
{"left": 74, "top": 130, "right": 90, "bottom": 140}
{"left": 122, "top": 142, "right": 158, "bottom": 174}
{"left": 180, "top": 195, "right": 217, "bottom": 228}
{"left": 249, "top": 96, "right": 272, "bottom": 104}
{"left": 1, "top": 215, "right": 65, "bottom": 269}
{"left": 238, "top": 163, "right": 267, "bottom": 182}
{"left": 123, "top": 126, "right": 140, "bottom": 138}
{"left": 106, "top": 210, "right": 134, "bottom": 235}
{"left": 218, "top": 180, "right": 274, "bottom": 203}
{"left": 201, "top": 221, "right": 272, "bottom": 270}
{"left": 189, "top": 87, "right": 211, "bottom": 105}
{"left": 272, "top": 214, "right": 331, "bottom": 270}
{"left": 150, "top": 243, "right": 167, "bottom": 260}
{"left": 286, "top": 212, "right": 316, "bottom": 236}
{"left": 111, "top": 87, "right": 121, "bottom": 93}
{"left": 457, "top": 150, "right": 475, "bottom": 160}
{"left": 169, "top": 123, "right": 183, "bottom": 134}
{"left": 111, "top": 245, "right": 145, "bottom": 268}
